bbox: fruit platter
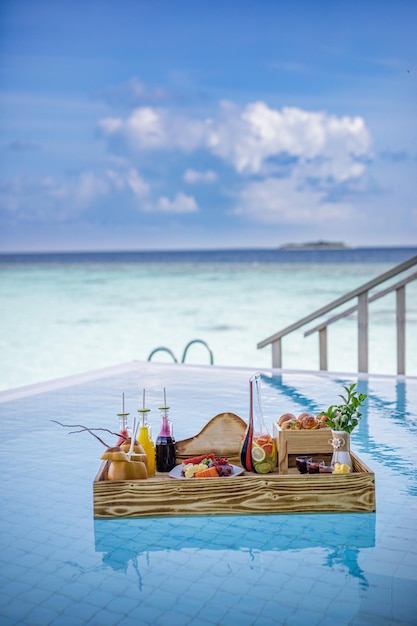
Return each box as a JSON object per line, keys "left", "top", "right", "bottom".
{"left": 169, "top": 453, "right": 243, "bottom": 479}
{"left": 93, "top": 411, "right": 375, "bottom": 518}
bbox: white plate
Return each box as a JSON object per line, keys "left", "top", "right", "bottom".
{"left": 168, "top": 463, "right": 244, "bottom": 479}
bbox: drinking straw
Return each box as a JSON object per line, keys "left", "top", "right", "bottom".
{"left": 128, "top": 417, "right": 137, "bottom": 460}
{"left": 138, "top": 388, "right": 150, "bottom": 425}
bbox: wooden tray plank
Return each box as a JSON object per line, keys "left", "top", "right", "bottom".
{"left": 94, "top": 470, "right": 375, "bottom": 518}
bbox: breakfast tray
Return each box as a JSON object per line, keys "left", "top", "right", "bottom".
{"left": 93, "top": 412, "right": 375, "bottom": 518}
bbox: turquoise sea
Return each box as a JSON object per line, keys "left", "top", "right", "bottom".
{"left": 1, "top": 246, "right": 416, "bottom": 392}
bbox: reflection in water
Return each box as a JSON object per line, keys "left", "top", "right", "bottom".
{"left": 396, "top": 380, "right": 407, "bottom": 418}
{"left": 325, "top": 548, "right": 368, "bottom": 590}
{"left": 94, "top": 513, "right": 375, "bottom": 590}
{"left": 260, "top": 373, "right": 323, "bottom": 415}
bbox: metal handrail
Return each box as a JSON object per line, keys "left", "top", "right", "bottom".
{"left": 147, "top": 339, "right": 214, "bottom": 365}
{"left": 147, "top": 347, "right": 178, "bottom": 363}
{"left": 304, "top": 271, "right": 417, "bottom": 337}
{"left": 257, "top": 254, "right": 417, "bottom": 375}
{"left": 181, "top": 339, "right": 214, "bottom": 365}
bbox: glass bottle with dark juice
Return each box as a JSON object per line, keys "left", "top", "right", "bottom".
{"left": 155, "top": 394, "right": 176, "bottom": 472}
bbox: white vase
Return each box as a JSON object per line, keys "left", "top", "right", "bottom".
{"left": 329, "top": 430, "right": 352, "bottom": 470}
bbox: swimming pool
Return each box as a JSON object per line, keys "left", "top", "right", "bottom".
{"left": 1, "top": 362, "right": 416, "bottom": 625}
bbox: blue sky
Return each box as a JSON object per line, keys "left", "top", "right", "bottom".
{"left": 1, "top": 0, "right": 416, "bottom": 252}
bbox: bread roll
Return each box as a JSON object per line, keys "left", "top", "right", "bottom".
{"left": 278, "top": 413, "right": 296, "bottom": 427}
{"left": 301, "top": 415, "right": 318, "bottom": 430}
{"left": 316, "top": 413, "right": 329, "bottom": 428}
{"left": 298, "top": 412, "right": 314, "bottom": 421}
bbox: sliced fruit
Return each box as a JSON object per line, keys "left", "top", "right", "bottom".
{"left": 194, "top": 466, "right": 219, "bottom": 478}
{"left": 256, "top": 435, "right": 271, "bottom": 445}
{"left": 252, "top": 446, "right": 266, "bottom": 462}
{"left": 183, "top": 453, "right": 215, "bottom": 465}
{"left": 254, "top": 461, "right": 273, "bottom": 474}
{"left": 261, "top": 443, "right": 274, "bottom": 455}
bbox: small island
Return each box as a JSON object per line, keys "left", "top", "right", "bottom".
{"left": 280, "top": 241, "right": 349, "bottom": 250}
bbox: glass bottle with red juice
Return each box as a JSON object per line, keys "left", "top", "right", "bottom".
{"left": 155, "top": 389, "right": 176, "bottom": 472}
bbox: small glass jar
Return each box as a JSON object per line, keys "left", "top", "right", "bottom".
{"left": 306, "top": 459, "right": 321, "bottom": 474}
{"left": 295, "top": 456, "right": 312, "bottom": 474}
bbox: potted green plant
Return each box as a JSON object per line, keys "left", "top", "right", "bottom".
{"left": 323, "top": 383, "right": 367, "bottom": 470}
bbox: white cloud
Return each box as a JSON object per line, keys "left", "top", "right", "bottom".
{"left": 126, "top": 107, "right": 167, "bottom": 149}
{"left": 98, "top": 100, "right": 371, "bottom": 186}
{"left": 98, "top": 117, "right": 122, "bottom": 134}
{"left": 209, "top": 101, "right": 371, "bottom": 177}
{"left": 106, "top": 168, "right": 149, "bottom": 197}
{"left": 3, "top": 88, "right": 373, "bottom": 233}
{"left": 74, "top": 172, "right": 110, "bottom": 206}
{"left": 0, "top": 168, "right": 150, "bottom": 220}
{"left": 235, "top": 176, "right": 353, "bottom": 224}
{"left": 183, "top": 169, "right": 218, "bottom": 184}
{"left": 4, "top": 100, "right": 369, "bottom": 227}
{"left": 300, "top": 156, "right": 366, "bottom": 182}
{"left": 65, "top": 169, "right": 148, "bottom": 208}
{"left": 100, "top": 77, "right": 173, "bottom": 107}
{"left": 126, "top": 169, "right": 149, "bottom": 197}
{"left": 98, "top": 106, "right": 208, "bottom": 152}
{"left": 153, "top": 192, "right": 198, "bottom": 213}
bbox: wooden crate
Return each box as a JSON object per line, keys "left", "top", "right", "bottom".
{"left": 93, "top": 413, "right": 375, "bottom": 518}
{"left": 273, "top": 423, "right": 333, "bottom": 474}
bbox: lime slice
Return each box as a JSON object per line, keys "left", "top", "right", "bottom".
{"left": 252, "top": 446, "right": 266, "bottom": 462}
{"left": 254, "top": 461, "right": 272, "bottom": 474}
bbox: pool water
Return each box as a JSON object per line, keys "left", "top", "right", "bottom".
{"left": 0, "top": 362, "right": 416, "bottom": 625}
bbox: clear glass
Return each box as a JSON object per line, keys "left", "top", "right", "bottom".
{"left": 240, "top": 373, "right": 277, "bottom": 473}
{"left": 116, "top": 411, "right": 129, "bottom": 446}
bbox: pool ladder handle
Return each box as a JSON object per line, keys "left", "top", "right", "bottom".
{"left": 147, "top": 339, "right": 214, "bottom": 365}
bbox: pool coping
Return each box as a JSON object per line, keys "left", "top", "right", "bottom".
{"left": 1, "top": 360, "right": 415, "bottom": 403}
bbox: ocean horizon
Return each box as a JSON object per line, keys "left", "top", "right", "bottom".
{"left": 1, "top": 244, "right": 416, "bottom": 262}
{"left": 1, "top": 245, "right": 416, "bottom": 392}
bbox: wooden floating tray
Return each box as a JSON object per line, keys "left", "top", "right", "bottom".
{"left": 93, "top": 412, "right": 375, "bottom": 518}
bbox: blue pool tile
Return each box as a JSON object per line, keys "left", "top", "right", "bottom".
{"left": 52, "top": 614, "right": 92, "bottom": 626}
{"left": 82, "top": 606, "right": 121, "bottom": 626}
{"left": 0, "top": 597, "right": 33, "bottom": 623}
{"left": 403, "top": 551, "right": 417, "bottom": 567}
{"left": 257, "top": 601, "right": 296, "bottom": 624}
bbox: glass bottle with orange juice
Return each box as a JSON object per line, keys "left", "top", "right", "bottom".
{"left": 137, "top": 389, "right": 155, "bottom": 477}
